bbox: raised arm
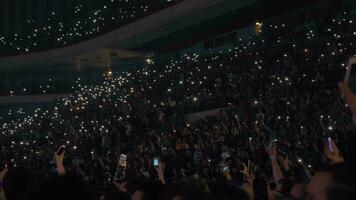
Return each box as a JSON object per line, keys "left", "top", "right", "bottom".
{"left": 0, "top": 165, "right": 8, "bottom": 200}
{"left": 324, "top": 139, "right": 344, "bottom": 164}
{"left": 155, "top": 162, "right": 166, "bottom": 185}
{"left": 339, "top": 81, "right": 356, "bottom": 124}
{"left": 54, "top": 145, "right": 66, "bottom": 175}
{"left": 266, "top": 144, "right": 284, "bottom": 183}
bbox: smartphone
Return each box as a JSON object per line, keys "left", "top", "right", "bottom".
{"left": 345, "top": 56, "right": 356, "bottom": 94}
{"left": 56, "top": 145, "right": 65, "bottom": 155}
{"left": 119, "top": 154, "right": 127, "bottom": 167}
{"left": 328, "top": 137, "right": 334, "bottom": 152}
{"left": 223, "top": 165, "right": 229, "bottom": 173}
{"left": 153, "top": 157, "right": 160, "bottom": 167}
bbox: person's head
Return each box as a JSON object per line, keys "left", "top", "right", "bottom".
{"left": 278, "top": 178, "right": 296, "bottom": 196}
{"left": 212, "top": 184, "right": 249, "bottom": 200}
{"left": 306, "top": 164, "right": 356, "bottom": 200}
{"left": 326, "top": 183, "right": 356, "bottom": 200}
{"left": 24, "top": 174, "right": 95, "bottom": 200}
{"left": 306, "top": 171, "right": 332, "bottom": 200}
{"left": 131, "top": 181, "right": 165, "bottom": 200}
{"left": 166, "top": 182, "right": 213, "bottom": 200}
{"left": 101, "top": 190, "right": 130, "bottom": 200}
{"left": 290, "top": 183, "right": 306, "bottom": 199}
{"left": 3, "top": 167, "right": 33, "bottom": 200}
{"left": 253, "top": 176, "right": 270, "bottom": 200}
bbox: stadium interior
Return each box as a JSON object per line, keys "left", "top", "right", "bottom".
{"left": 0, "top": 0, "right": 356, "bottom": 200}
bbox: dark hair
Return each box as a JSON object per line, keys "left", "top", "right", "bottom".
{"left": 326, "top": 184, "right": 356, "bottom": 200}
{"left": 3, "top": 167, "right": 33, "bottom": 200}
{"left": 165, "top": 182, "right": 213, "bottom": 200}
{"left": 102, "top": 190, "right": 131, "bottom": 200}
{"left": 23, "top": 174, "right": 95, "bottom": 200}
{"left": 133, "top": 181, "right": 166, "bottom": 200}
{"left": 253, "top": 177, "right": 269, "bottom": 200}
{"left": 318, "top": 163, "right": 356, "bottom": 200}
{"left": 278, "top": 178, "right": 295, "bottom": 195}
{"left": 212, "top": 184, "right": 249, "bottom": 200}
{"left": 318, "top": 163, "right": 356, "bottom": 187}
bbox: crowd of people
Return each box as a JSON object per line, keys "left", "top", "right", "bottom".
{"left": 0, "top": 0, "right": 181, "bottom": 55}
{"left": 0, "top": 7, "right": 356, "bottom": 200}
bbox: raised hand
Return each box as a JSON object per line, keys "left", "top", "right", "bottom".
{"left": 222, "top": 167, "right": 232, "bottom": 181}
{"left": 53, "top": 145, "right": 66, "bottom": 175}
{"left": 0, "top": 165, "right": 8, "bottom": 200}
{"left": 0, "top": 164, "right": 8, "bottom": 183}
{"left": 266, "top": 142, "right": 284, "bottom": 183}
{"left": 239, "top": 162, "right": 249, "bottom": 176}
{"left": 324, "top": 139, "right": 344, "bottom": 164}
{"left": 239, "top": 162, "right": 254, "bottom": 184}
{"left": 113, "top": 181, "right": 128, "bottom": 193}
{"left": 280, "top": 155, "right": 290, "bottom": 170}
{"left": 154, "top": 162, "right": 165, "bottom": 184}
{"left": 265, "top": 143, "right": 277, "bottom": 158}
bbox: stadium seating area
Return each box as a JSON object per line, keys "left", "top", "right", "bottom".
{"left": 0, "top": 0, "right": 182, "bottom": 55}
{"left": 0, "top": 3, "right": 356, "bottom": 200}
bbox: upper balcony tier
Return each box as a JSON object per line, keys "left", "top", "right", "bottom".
{"left": 0, "top": 0, "right": 183, "bottom": 56}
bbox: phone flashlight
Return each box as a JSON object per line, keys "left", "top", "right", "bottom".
{"left": 153, "top": 157, "right": 159, "bottom": 167}
{"left": 298, "top": 158, "right": 303, "bottom": 163}
{"left": 328, "top": 137, "right": 334, "bottom": 152}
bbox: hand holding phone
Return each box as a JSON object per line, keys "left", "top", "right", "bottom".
{"left": 223, "top": 165, "right": 229, "bottom": 173}
{"left": 118, "top": 154, "right": 127, "bottom": 167}
{"left": 328, "top": 137, "right": 334, "bottom": 152}
{"left": 54, "top": 145, "right": 66, "bottom": 175}
{"left": 56, "top": 145, "right": 65, "bottom": 156}
{"left": 153, "top": 159, "right": 165, "bottom": 184}
{"left": 324, "top": 138, "right": 344, "bottom": 164}
{"left": 239, "top": 161, "right": 253, "bottom": 178}
{"left": 153, "top": 157, "right": 160, "bottom": 167}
